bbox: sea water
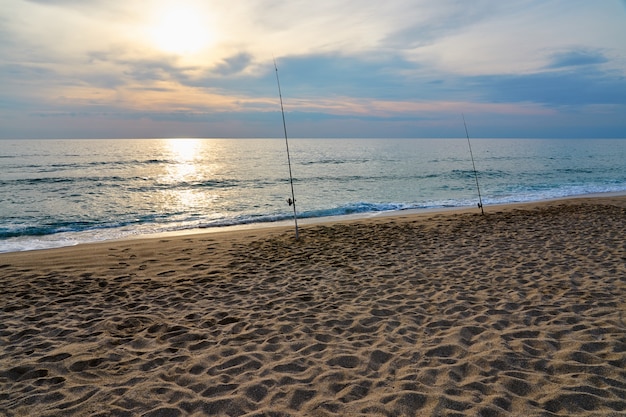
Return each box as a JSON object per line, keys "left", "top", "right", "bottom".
{"left": 1, "top": 138, "right": 625, "bottom": 252}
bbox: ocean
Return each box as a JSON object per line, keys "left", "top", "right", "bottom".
{"left": 1, "top": 138, "right": 625, "bottom": 252}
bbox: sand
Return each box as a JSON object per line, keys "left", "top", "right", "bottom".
{"left": 1, "top": 196, "right": 625, "bottom": 417}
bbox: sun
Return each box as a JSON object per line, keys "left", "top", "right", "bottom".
{"left": 148, "top": 5, "right": 215, "bottom": 55}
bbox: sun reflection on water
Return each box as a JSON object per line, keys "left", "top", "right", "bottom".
{"left": 167, "top": 138, "right": 202, "bottom": 162}
{"left": 160, "top": 138, "right": 218, "bottom": 218}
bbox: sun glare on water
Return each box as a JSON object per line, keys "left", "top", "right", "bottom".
{"left": 167, "top": 138, "right": 202, "bottom": 162}
{"left": 147, "top": 4, "right": 215, "bottom": 56}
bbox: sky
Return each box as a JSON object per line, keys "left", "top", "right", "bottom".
{"left": 1, "top": 0, "right": 625, "bottom": 139}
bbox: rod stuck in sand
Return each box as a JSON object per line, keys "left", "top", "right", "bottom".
{"left": 462, "top": 114, "right": 485, "bottom": 215}
{"left": 273, "top": 58, "right": 299, "bottom": 239}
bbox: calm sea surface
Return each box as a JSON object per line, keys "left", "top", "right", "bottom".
{"left": 1, "top": 138, "right": 625, "bottom": 252}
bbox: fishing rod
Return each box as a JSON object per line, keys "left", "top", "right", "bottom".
{"left": 462, "top": 114, "right": 484, "bottom": 215}
{"left": 273, "top": 58, "right": 299, "bottom": 239}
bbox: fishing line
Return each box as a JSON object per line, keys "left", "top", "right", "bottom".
{"left": 274, "top": 58, "right": 300, "bottom": 239}
{"left": 463, "top": 114, "right": 485, "bottom": 215}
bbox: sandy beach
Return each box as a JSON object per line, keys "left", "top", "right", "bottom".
{"left": 1, "top": 196, "right": 625, "bottom": 417}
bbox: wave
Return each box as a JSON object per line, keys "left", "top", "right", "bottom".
{"left": 0, "top": 220, "right": 119, "bottom": 239}
{"left": 3, "top": 184, "right": 626, "bottom": 254}
{"left": 300, "top": 202, "right": 415, "bottom": 218}
{"left": 0, "top": 176, "right": 250, "bottom": 191}
{"left": 0, "top": 201, "right": 418, "bottom": 241}
{"left": 0, "top": 212, "right": 174, "bottom": 240}
{"left": 2, "top": 158, "right": 179, "bottom": 173}
{"left": 0, "top": 175, "right": 142, "bottom": 187}
{"left": 5, "top": 177, "right": 626, "bottom": 243}
{"left": 196, "top": 202, "right": 413, "bottom": 229}
{"left": 300, "top": 158, "right": 372, "bottom": 166}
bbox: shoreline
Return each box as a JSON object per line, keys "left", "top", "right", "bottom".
{"left": 4, "top": 191, "right": 626, "bottom": 255}
{"left": 1, "top": 194, "right": 625, "bottom": 416}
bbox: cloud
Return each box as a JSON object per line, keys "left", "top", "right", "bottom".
{"left": 272, "top": 54, "right": 417, "bottom": 100}
{"left": 548, "top": 48, "right": 609, "bottom": 68}
{"left": 1, "top": 0, "right": 626, "bottom": 138}
{"left": 213, "top": 53, "right": 254, "bottom": 76}
{"left": 470, "top": 66, "right": 626, "bottom": 107}
{"left": 24, "top": 0, "right": 106, "bottom": 5}
{"left": 381, "top": 0, "right": 503, "bottom": 49}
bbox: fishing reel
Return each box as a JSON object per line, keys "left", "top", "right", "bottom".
{"left": 287, "top": 198, "right": 295, "bottom": 206}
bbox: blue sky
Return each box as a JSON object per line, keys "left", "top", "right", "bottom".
{"left": 1, "top": 0, "right": 625, "bottom": 139}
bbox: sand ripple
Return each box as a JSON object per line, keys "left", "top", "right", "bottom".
{"left": 1, "top": 199, "right": 626, "bottom": 416}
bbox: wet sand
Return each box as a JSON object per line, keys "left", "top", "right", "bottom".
{"left": 1, "top": 196, "right": 625, "bottom": 416}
